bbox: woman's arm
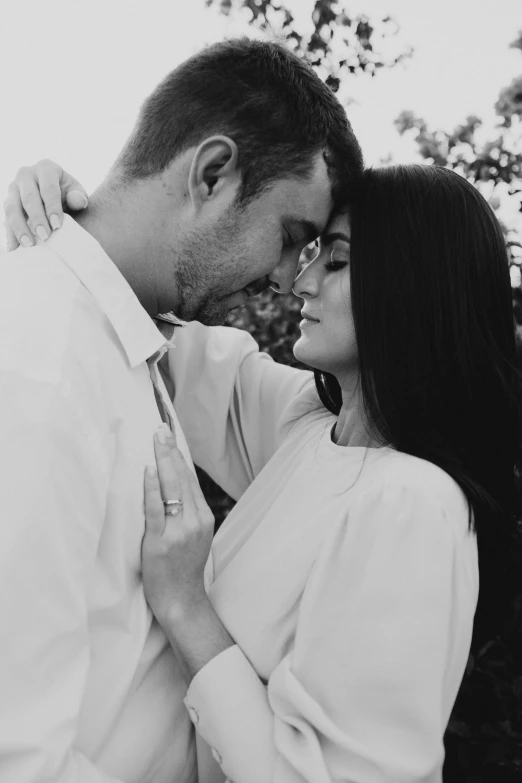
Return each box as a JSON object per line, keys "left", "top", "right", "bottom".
{"left": 181, "top": 477, "right": 479, "bottom": 783}
{"left": 168, "top": 321, "right": 314, "bottom": 500}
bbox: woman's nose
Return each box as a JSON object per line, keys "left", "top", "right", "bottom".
{"left": 292, "top": 262, "right": 319, "bottom": 299}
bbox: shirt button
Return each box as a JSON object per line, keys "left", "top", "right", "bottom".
{"left": 186, "top": 705, "right": 199, "bottom": 726}
{"left": 211, "top": 747, "right": 222, "bottom": 765}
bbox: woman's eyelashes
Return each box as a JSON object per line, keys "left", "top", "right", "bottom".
{"left": 324, "top": 256, "right": 349, "bottom": 271}
{"left": 322, "top": 242, "right": 350, "bottom": 270}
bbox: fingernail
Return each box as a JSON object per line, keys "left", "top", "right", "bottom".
{"left": 156, "top": 428, "right": 167, "bottom": 444}
{"left": 36, "top": 225, "right": 49, "bottom": 241}
{"left": 164, "top": 427, "right": 176, "bottom": 443}
{"left": 69, "top": 190, "right": 89, "bottom": 209}
{"left": 20, "top": 235, "right": 33, "bottom": 248}
{"left": 146, "top": 464, "right": 157, "bottom": 478}
{"left": 49, "top": 214, "right": 61, "bottom": 231}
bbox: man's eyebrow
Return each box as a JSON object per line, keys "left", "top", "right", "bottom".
{"left": 320, "top": 231, "right": 351, "bottom": 246}
{"left": 288, "top": 220, "right": 322, "bottom": 243}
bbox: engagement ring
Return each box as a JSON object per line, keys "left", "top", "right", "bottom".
{"left": 163, "top": 499, "right": 183, "bottom": 516}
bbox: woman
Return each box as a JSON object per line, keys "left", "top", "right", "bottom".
{"left": 5, "top": 162, "right": 521, "bottom": 783}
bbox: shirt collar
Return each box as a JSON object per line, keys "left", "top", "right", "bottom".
{"left": 47, "top": 215, "right": 184, "bottom": 368}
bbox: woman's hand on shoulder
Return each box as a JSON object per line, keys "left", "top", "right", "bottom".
{"left": 4, "top": 159, "right": 89, "bottom": 250}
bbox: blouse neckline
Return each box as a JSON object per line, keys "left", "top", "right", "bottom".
{"left": 320, "top": 420, "right": 392, "bottom": 458}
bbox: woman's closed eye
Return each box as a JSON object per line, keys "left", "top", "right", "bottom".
{"left": 324, "top": 261, "right": 348, "bottom": 271}
{"left": 324, "top": 250, "right": 349, "bottom": 271}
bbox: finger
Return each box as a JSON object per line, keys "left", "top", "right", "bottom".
{"left": 65, "top": 189, "right": 89, "bottom": 212}
{"left": 5, "top": 221, "right": 19, "bottom": 252}
{"left": 144, "top": 465, "right": 166, "bottom": 536}
{"left": 34, "top": 160, "right": 66, "bottom": 231}
{"left": 24, "top": 160, "right": 88, "bottom": 228}
{"left": 175, "top": 449, "right": 214, "bottom": 523}
{"left": 168, "top": 448, "right": 207, "bottom": 537}
{"left": 4, "top": 184, "right": 35, "bottom": 249}
{"left": 154, "top": 426, "right": 185, "bottom": 508}
{"left": 19, "top": 174, "right": 52, "bottom": 242}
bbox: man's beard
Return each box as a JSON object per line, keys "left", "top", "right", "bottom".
{"left": 173, "top": 259, "right": 236, "bottom": 325}
{"left": 178, "top": 285, "right": 231, "bottom": 325}
{"left": 173, "top": 210, "right": 247, "bottom": 325}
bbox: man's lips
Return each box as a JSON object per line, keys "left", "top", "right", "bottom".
{"left": 227, "top": 289, "right": 249, "bottom": 310}
{"left": 228, "top": 278, "right": 268, "bottom": 309}
{"left": 244, "top": 278, "right": 270, "bottom": 297}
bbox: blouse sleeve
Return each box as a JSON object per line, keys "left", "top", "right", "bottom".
{"left": 183, "top": 479, "right": 479, "bottom": 783}
{"left": 168, "top": 321, "right": 315, "bottom": 500}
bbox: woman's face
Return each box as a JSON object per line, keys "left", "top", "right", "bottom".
{"left": 292, "top": 211, "right": 357, "bottom": 378}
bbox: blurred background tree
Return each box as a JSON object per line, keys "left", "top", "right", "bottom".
{"left": 394, "top": 31, "right": 522, "bottom": 354}
{"left": 198, "top": 4, "right": 522, "bottom": 780}
{"left": 207, "top": 0, "right": 412, "bottom": 90}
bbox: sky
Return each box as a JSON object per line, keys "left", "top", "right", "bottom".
{"left": 0, "top": 0, "right": 521, "bottom": 237}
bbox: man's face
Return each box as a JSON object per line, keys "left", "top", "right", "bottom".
{"left": 169, "top": 155, "right": 333, "bottom": 325}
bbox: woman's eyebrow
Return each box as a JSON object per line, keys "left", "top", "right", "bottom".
{"left": 320, "top": 231, "right": 351, "bottom": 246}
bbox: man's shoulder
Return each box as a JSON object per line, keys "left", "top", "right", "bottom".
{"left": 0, "top": 241, "right": 82, "bottom": 305}
{"left": 0, "top": 243, "right": 109, "bottom": 386}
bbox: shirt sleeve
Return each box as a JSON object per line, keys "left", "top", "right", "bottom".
{"left": 183, "top": 479, "right": 479, "bottom": 783}
{"left": 0, "top": 373, "right": 124, "bottom": 783}
{"left": 169, "top": 321, "right": 315, "bottom": 500}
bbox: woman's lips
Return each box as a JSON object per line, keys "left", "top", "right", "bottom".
{"left": 300, "top": 312, "right": 320, "bottom": 328}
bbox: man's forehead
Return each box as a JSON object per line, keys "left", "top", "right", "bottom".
{"left": 283, "top": 183, "right": 333, "bottom": 237}
{"left": 294, "top": 159, "right": 333, "bottom": 231}
{"left": 266, "top": 156, "right": 333, "bottom": 234}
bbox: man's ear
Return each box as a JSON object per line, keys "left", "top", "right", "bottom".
{"left": 187, "top": 136, "right": 241, "bottom": 210}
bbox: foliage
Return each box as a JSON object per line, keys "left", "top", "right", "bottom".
{"left": 393, "top": 110, "right": 522, "bottom": 264}
{"left": 393, "top": 32, "right": 522, "bottom": 279}
{"left": 394, "top": 33, "right": 522, "bottom": 369}
{"left": 206, "top": 0, "right": 412, "bottom": 90}
{"left": 197, "top": 4, "right": 522, "bottom": 781}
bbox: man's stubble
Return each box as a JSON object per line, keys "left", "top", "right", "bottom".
{"left": 172, "top": 206, "right": 253, "bottom": 325}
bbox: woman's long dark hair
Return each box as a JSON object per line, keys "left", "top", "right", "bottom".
{"left": 314, "top": 165, "right": 522, "bottom": 651}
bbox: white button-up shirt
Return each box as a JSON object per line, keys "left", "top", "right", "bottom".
{"left": 0, "top": 217, "right": 197, "bottom": 783}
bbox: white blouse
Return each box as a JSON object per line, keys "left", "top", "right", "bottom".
{"left": 166, "top": 321, "right": 479, "bottom": 783}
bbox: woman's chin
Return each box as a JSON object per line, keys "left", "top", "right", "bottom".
{"left": 293, "top": 339, "right": 319, "bottom": 368}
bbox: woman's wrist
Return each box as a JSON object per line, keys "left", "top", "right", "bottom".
{"left": 162, "top": 589, "right": 212, "bottom": 629}
{"left": 159, "top": 594, "right": 236, "bottom": 683}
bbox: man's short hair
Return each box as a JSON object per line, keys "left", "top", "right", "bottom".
{"left": 117, "top": 38, "right": 363, "bottom": 205}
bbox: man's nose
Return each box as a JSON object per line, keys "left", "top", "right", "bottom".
{"left": 269, "top": 258, "right": 299, "bottom": 295}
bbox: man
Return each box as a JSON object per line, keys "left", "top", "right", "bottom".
{"left": 0, "top": 38, "right": 363, "bottom": 783}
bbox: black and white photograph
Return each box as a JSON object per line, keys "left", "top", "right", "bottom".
{"left": 1, "top": 1, "right": 522, "bottom": 781}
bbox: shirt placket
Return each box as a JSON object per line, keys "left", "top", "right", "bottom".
{"left": 147, "top": 346, "right": 195, "bottom": 471}
{"left": 148, "top": 347, "right": 175, "bottom": 431}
